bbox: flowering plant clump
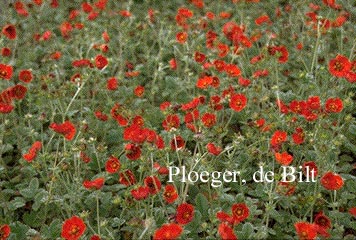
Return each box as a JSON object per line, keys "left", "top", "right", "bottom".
{"left": 0, "top": 0, "right": 355, "bottom": 239}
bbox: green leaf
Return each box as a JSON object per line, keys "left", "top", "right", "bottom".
{"left": 8, "top": 221, "right": 29, "bottom": 240}
{"left": 195, "top": 193, "right": 209, "bottom": 221}
{"left": 41, "top": 219, "right": 61, "bottom": 239}
{"left": 239, "top": 223, "right": 254, "bottom": 239}
{"left": 8, "top": 197, "right": 26, "bottom": 211}
{"left": 23, "top": 208, "right": 47, "bottom": 228}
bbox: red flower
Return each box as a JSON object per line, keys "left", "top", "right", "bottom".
{"left": 94, "top": 111, "right": 108, "bottom": 121}
{"left": 119, "top": 170, "right": 136, "bottom": 186}
{"left": 325, "top": 98, "right": 343, "bottom": 113}
{"left": 307, "top": 96, "right": 321, "bottom": 110}
{"left": 23, "top": 141, "right": 42, "bottom": 163}
{"left": 294, "top": 222, "right": 318, "bottom": 240}
{"left": 90, "top": 235, "right": 101, "bottom": 240}
{"left": 320, "top": 172, "right": 344, "bottom": 190}
{"left": 176, "top": 203, "right": 194, "bottom": 225}
{"left": 194, "top": 52, "right": 206, "bottom": 63}
{"left": 329, "top": 54, "right": 351, "bottom": 77}
{"left": 270, "top": 130, "right": 287, "bottom": 147}
{"left": 255, "top": 14, "right": 271, "bottom": 25}
{"left": 176, "top": 32, "right": 188, "bottom": 44}
{"left": 314, "top": 212, "right": 331, "bottom": 238}
{"left": 106, "top": 77, "right": 118, "bottom": 90}
{"left": 72, "top": 59, "right": 92, "bottom": 68}
{"left": 169, "top": 58, "right": 177, "bottom": 70}
{"left": 230, "top": 94, "right": 247, "bottom": 112}
{"left": 125, "top": 143, "right": 141, "bottom": 160}
{"left": 196, "top": 75, "right": 213, "bottom": 89}
{"left": 50, "top": 121, "right": 76, "bottom": 141}
{"left": 201, "top": 113, "right": 216, "bottom": 128}
{"left": 289, "top": 100, "right": 307, "bottom": 114}
{"left": 1, "top": 47, "right": 11, "bottom": 57}
{"left": 225, "top": 64, "right": 241, "bottom": 77}
{"left": 0, "top": 224, "right": 10, "bottom": 240}
{"left": 162, "top": 114, "right": 180, "bottom": 131}
{"left": 83, "top": 177, "right": 105, "bottom": 190}
{"left": 131, "top": 186, "right": 150, "bottom": 200}
{"left": 0, "top": 64, "right": 13, "bottom": 80}
{"left": 153, "top": 223, "right": 183, "bottom": 240}
{"left": 302, "top": 161, "right": 318, "bottom": 177}
{"left": 105, "top": 156, "right": 121, "bottom": 174}
{"left": 60, "top": 21, "right": 73, "bottom": 38}
{"left": 95, "top": 54, "right": 108, "bottom": 70}
{"left": 2, "top": 24, "right": 16, "bottom": 40}
{"left": 18, "top": 69, "right": 33, "bottom": 83}
{"left": 10, "top": 85, "right": 27, "bottom": 100}
{"left": 170, "top": 135, "right": 185, "bottom": 150}
{"left": 218, "top": 223, "right": 237, "bottom": 240}
{"left": 134, "top": 85, "right": 144, "bottom": 97}
{"left": 275, "top": 152, "right": 293, "bottom": 165}
{"left": 144, "top": 176, "right": 161, "bottom": 195}
{"left": 349, "top": 207, "right": 356, "bottom": 217}
{"left": 61, "top": 216, "right": 86, "bottom": 240}
{"left": 0, "top": 103, "right": 14, "bottom": 114}
{"left": 80, "top": 151, "right": 91, "bottom": 163}
{"left": 292, "top": 128, "right": 304, "bottom": 145}
{"left": 163, "top": 184, "right": 178, "bottom": 204}
{"left": 110, "top": 103, "right": 129, "bottom": 126}
{"left": 206, "top": 143, "right": 222, "bottom": 156}
{"left": 231, "top": 203, "right": 249, "bottom": 223}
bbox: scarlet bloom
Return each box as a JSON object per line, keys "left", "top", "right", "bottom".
{"left": 23, "top": 141, "right": 42, "bottom": 163}
{"left": 72, "top": 59, "right": 92, "bottom": 68}
{"left": 170, "top": 135, "right": 185, "bottom": 150}
{"left": 275, "top": 152, "right": 293, "bottom": 165}
{"left": 90, "top": 235, "right": 101, "bottom": 240}
{"left": 1, "top": 47, "right": 11, "bottom": 57}
{"left": 314, "top": 212, "right": 331, "bottom": 238}
{"left": 294, "top": 222, "right": 318, "bottom": 240}
{"left": 201, "top": 113, "right": 216, "bottom": 128}
{"left": 106, "top": 77, "right": 118, "bottom": 90}
{"left": 292, "top": 128, "right": 304, "bottom": 145}
{"left": 349, "top": 207, "right": 356, "bottom": 217}
{"left": 302, "top": 161, "right": 318, "bottom": 177}
{"left": 2, "top": 24, "right": 16, "bottom": 40}
{"left": 230, "top": 94, "right": 247, "bottom": 112}
{"left": 225, "top": 64, "right": 241, "bottom": 77}
{"left": 255, "top": 14, "right": 271, "bottom": 25}
{"left": 83, "top": 177, "right": 105, "bottom": 190}
{"left": 144, "top": 176, "right": 162, "bottom": 195}
{"left": 18, "top": 69, "right": 33, "bottom": 83}
{"left": 194, "top": 52, "right": 206, "bottom": 63}
{"left": 320, "top": 172, "right": 344, "bottom": 190}
{"left": 105, "top": 156, "right": 121, "bottom": 174}
{"left": 270, "top": 130, "right": 287, "bottom": 147}
{"left": 134, "top": 85, "right": 144, "bottom": 97}
{"left": 325, "top": 98, "right": 343, "bottom": 113}
{"left": 50, "top": 121, "right": 76, "bottom": 141}
{"left": 176, "top": 203, "right": 194, "bottom": 225}
{"left": 206, "top": 143, "right": 222, "bottom": 156}
{"left": 169, "top": 58, "right": 177, "bottom": 70}
{"left": 0, "top": 64, "right": 13, "bottom": 80}
{"left": 95, "top": 54, "right": 108, "bottom": 70}
{"left": 10, "top": 85, "right": 27, "bottom": 100}
{"left": 131, "top": 186, "right": 150, "bottom": 200}
{"left": 0, "top": 103, "right": 14, "bottom": 114}
{"left": 94, "top": 111, "right": 108, "bottom": 121}
{"left": 231, "top": 203, "right": 249, "bottom": 223}
{"left": 61, "top": 216, "right": 86, "bottom": 240}
{"left": 176, "top": 32, "right": 188, "bottom": 44}
{"left": 218, "top": 223, "right": 237, "bottom": 240}
{"left": 153, "top": 223, "right": 183, "bottom": 240}
{"left": 119, "top": 169, "right": 136, "bottom": 186}
{"left": 110, "top": 103, "right": 128, "bottom": 126}
{"left": 329, "top": 55, "right": 351, "bottom": 77}
{"left": 162, "top": 114, "right": 180, "bottom": 131}
{"left": 125, "top": 143, "right": 141, "bottom": 160}
{"left": 163, "top": 184, "right": 178, "bottom": 204}
{"left": 0, "top": 224, "right": 10, "bottom": 240}
{"left": 196, "top": 75, "right": 213, "bottom": 89}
